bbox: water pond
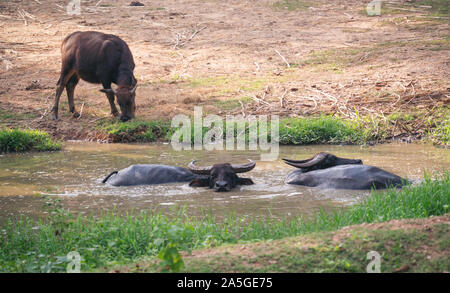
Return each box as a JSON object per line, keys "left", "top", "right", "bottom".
{"left": 0, "top": 142, "right": 448, "bottom": 223}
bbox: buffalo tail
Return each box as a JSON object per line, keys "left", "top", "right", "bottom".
{"left": 102, "top": 171, "right": 118, "bottom": 184}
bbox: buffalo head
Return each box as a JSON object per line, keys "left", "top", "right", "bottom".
{"left": 282, "top": 152, "right": 362, "bottom": 172}
{"left": 188, "top": 160, "right": 255, "bottom": 192}
{"left": 101, "top": 83, "right": 137, "bottom": 122}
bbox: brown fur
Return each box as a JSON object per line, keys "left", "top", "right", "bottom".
{"left": 51, "top": 31, "right": 137, "bottom": 122}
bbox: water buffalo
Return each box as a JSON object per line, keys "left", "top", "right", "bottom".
{"left": 52, "top": 31, "right": 137, "bottom": 122}
{"left": 102, "top": 164, "right": 202, "bottom": 186}
{"left": 102, "top": 160, "right": 255, "bottom": 192}
{"left": 283, "top": 153, "right": 407, "bottom": 190}
{"left": 187, "top": 160, "right": 256, "bottom": 192}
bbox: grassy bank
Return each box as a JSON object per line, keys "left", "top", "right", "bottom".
{"left": 97, "top": 115, "right": 364, "bottom": 144}
{"left": 122, "top": 215, "right": 449, "bottom": 273}
{"left": 97, "top": 118, "right": 172, "bottom": 142}
{"left": 279, "top": 116, "right": 361, "bottom": 144}
{"left": 0, "top": 129, "right": 61, "bottom": 153}
{"left": 97, "top": 116, "right": 361, "bottom": 144}
{"left": 0, "top": 172, "right": 448, "bottom": 273}
{"left": 97, "top": 111, "right": 449, "bottom": 146}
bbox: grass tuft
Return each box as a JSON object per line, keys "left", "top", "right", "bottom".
{"left": 97, "top": 119, "right": 172, "bottom": 142}
{"left": 0, "top": 129, "right": 61, "bottom": 153}
{"left": 279, "top": 116, "right": 362, "bottom": 144}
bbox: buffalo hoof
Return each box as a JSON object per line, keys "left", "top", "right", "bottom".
{"left": 50, "top": 113, "right": 58, "bottom": 120}
{"left": 72, "top": 112, "right": 80, "bottom": 118}
{"left": 111, "top": 112, "right": 120, "bottom": 117}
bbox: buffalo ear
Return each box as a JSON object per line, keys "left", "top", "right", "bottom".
{"left": 189, "top": 178, "right": 209, "bottom": 187}
{"left": 238, "top": 178, "right": 254, "bottom": 185}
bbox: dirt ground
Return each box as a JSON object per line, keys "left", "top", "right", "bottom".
{"left": 0, "top": 0, "right": 449, "bottom": 140}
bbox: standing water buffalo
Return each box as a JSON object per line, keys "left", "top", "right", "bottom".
{"left": 52, "top": 31, "right": 137, "bottom": 122}
{"left": 283, "top": 153, "right": 407, "bottom": 190}
{"left": 102, "top": 160, "right": 256, "bottom": 192}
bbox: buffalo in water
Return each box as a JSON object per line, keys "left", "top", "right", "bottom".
{"left": 102, "top": 160, "right": 256, "bottom": 192}
{"left": 102, "top": 165, "right": 200, "bottom": 186}
{"left": 187, "top": 160, "right": 255, "bottom": 192}
{"left": 283, "top": 152, "right": 407, "bottom": 190}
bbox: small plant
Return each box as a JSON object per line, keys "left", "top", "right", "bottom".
{"left": 428, "top": 118, "right": 449, "bottom": 146}
{"left": 0, "top": 129, "right": 61, "bottom": 153}
{"left": 158, "top": 244, "right": 184, "bottom": 273}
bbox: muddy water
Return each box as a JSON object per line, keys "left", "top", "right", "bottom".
{"left": 0, "top": 143, "right": 448, "bottom": 222}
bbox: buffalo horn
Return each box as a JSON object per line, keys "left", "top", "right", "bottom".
{"left": 188, "top": 160, "right": 213, "bottom": 175}
{"left": 101, "top": 88, "right": 117, "bottom": 95}
{"left": 282, "top": 152, "right": 327, "bottom": 169}
{"left": 231, "top": 159, "right": 256, "bottom": 173}
{"left": 130, "top": 82, "right": 138, "bottom": 94}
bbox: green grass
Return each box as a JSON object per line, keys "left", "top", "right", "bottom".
{"left": 273, "top": 0, "right": 313, "bottom": 11}
{"left": 98, "top": 115, "right": 365, "bottom": 145}
{"left": 0, "top": 172, "right": 448, "bottom": 272}
{"left": 176, "top": 71, "right": 299, "bottom": 98}
{"left": 186, "top": 75, "right": 279, "bottom": 97}
{"left": 297, "top": 49, "right": 355, "bottom": 73}
{"left": 97, "top": 111, "right": 449, "bottom": 146}
{"left": 350, "top": 107, "right": 450, "bottom": 146}
{"left": 147, "top": 220, "right": 449, "bottom": 273}
{"left": 97, "top": 118, "right": 172, "bottom": 142}
{"left": 298, "top": 37, "right": 450, "bottom": 71}
{"left": 213, "top": 96, "right": 253, "bottom": 111}
{"left": 279, "top": 116, "right": 362, "bottom": 144}
{"left": 0, "top": 129, "right": 61, "bottom": 153}
{"left": 428, "top": 116, "right": 449, "bottom": 145}
{"left": 0, "top": 110, "right": 37, "bottom": 122}
{"left": 413, "top": 0, "right": 450, "bottom": 16}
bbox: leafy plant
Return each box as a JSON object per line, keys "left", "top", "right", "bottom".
{"left": 158, "top": 244, "right": 184, "bottom": 273}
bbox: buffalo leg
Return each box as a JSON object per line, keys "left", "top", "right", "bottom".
{"left": 66, "top": 75, "right": 80, "bottom": 118}
{"left": 51, "top": 80, "right": 65, "bottom": 120}
{"left": 51, "top": 69, "right": 74, "bottom": 120}
{"left": 106, "top": 92, "right": 119, "bottom": 117}
{"left": 101, "top": 82, "right": 119, "bottom": 117}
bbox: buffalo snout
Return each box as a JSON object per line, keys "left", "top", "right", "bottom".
{"left": 214, "top": 180, "right": 230, "bottom": 192}
{"left": 188, "top": 160, "right": 256, "bottom": 192}
{"left": 116, "top": 84, "right": 137, "bottom": 122}
{"left": 120, "top": 115, "right": 132, "bottom": 122}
